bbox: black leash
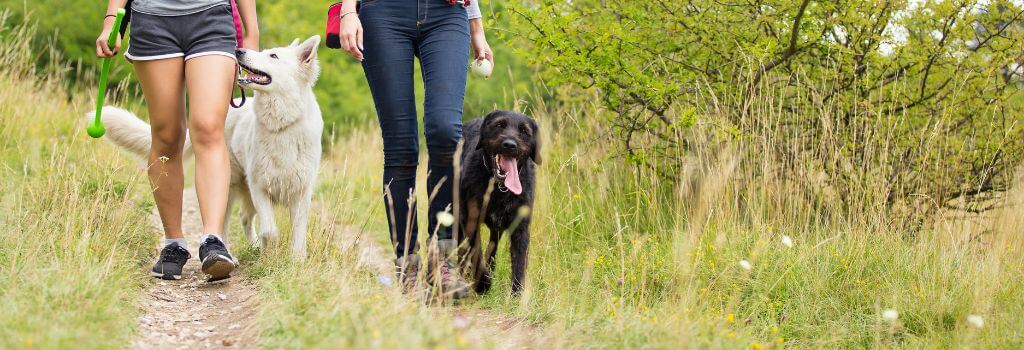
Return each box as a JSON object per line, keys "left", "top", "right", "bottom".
{"left": 231, "top": 80, "right": 246, "bottom": 108}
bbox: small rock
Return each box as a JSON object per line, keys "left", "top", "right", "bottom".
{"left": 222, "top": 339, "right": 235, "bottom": 346}
{"left": 217, "top": 293, "right": 227, "bottom": 301}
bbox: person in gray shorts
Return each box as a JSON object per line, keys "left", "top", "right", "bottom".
{"left": 95, "top": 0, "right": 260, "bottom": 282}
{"left": 125, "top": 3, "right": 240, "bottom": 61}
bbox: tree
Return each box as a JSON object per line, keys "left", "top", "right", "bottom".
{"left": 511, "top": 0, "right": 1024, "bottom": 216}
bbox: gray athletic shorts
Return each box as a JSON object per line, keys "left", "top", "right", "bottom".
{"left": 125, "top": 4, "right": 237, "bottom": 61}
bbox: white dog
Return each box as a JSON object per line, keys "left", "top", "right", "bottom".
{"left": 98, "top": 36, "right": 324, "bottom": 258}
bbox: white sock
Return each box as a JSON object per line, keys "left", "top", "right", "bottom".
{"left": 163, "top": 238, "right": 187, "bottom": 248}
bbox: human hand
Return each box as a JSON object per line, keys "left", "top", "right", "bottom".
{"left": 95, "top": 18, "right": 121, "bottom": 58}
{"left": 471, "top": 32, "right": 493, "bottom": 76}
{"left": 340, "top": 13, "right": 364, "bottom": 61}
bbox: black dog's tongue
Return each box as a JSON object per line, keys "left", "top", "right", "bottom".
{"left": 497, "top": 155, "right": 522, "bottom": 195}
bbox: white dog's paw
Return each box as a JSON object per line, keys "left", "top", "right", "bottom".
{"left": 259, "top": 231, "right": 279, "bottom": 250}
{"left": 245, "top": 230, "right": 260, "bottom": 246}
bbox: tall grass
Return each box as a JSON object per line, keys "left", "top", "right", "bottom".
{"left": 0, "top": 17, "right": 154, "bottom": 349}
{"left": 250, "top": 81, "right": 1024, "bottom": 348}
{"left": 463, "top": 87, "right": 1024, "bottom": 348}
{"left": 3, "top": 8, "right": 1022, "bottom": 349}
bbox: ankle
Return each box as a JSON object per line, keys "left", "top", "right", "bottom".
{"left": 163, "top": 238, "right": 187, "bottom": 248}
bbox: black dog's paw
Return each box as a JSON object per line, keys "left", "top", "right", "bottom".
{"left": 474, "top": 273, "right": 493, "bottom": 294}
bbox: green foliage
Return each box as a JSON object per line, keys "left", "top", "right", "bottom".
{"left": 511, "top": 0, "right": 1024, "bottom": 216}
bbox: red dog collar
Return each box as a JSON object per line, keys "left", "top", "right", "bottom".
{"left": 447, "top": 0, "right": 471, "bottom": 7}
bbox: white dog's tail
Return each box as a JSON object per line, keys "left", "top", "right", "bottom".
{"left": 92, "top": 106, "right": 192, "bottom": 159}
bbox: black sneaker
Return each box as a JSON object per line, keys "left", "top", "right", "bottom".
{"left": 199, "top": 235, "right": 237, "bottom": 282}
{"left": 151, "top": 242, "right": 190, "bottom": 280}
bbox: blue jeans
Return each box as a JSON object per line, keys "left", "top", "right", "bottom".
{"left": 359, "top": 0, "right": 470, "bottom": 258}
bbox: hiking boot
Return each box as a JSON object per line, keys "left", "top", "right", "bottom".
{"left": 199, "top": 235, "right": 237, "bottom": 282}
{"left": 151, "top": 242, "right": 191, "bottom": 280}
{"left": 427, "top": 239, "right": 471, "bottom": 300}
{"left": 395, "top": 253, "right": 421, "bottom": 292}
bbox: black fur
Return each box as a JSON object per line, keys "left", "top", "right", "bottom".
{"left": 457, "top": 110, "right": 541, "bottom": 295}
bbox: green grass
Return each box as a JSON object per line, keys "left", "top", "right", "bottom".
{"left": 3, "top": 11, "right": 1024, "bottom": 350}
{"left": 246, "top": 93, "right": 1024, "bottom": 348}
{"left": 0, "top": 22, "right": 155, "bottom": 349}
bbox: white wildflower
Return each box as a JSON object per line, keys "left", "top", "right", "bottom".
{"left": 436, "top": 211, "right": 455, "bottom": 227}
{"left": 739, "top": 260, "right": 752, "bottom": 270}
{"left": 781, "top": 235, "right": 794, "bottom": 248}
{"left": 882, "top": 309, "right": 899, "bottom": 322}
{"left": 966, "top": 314, "right": 984, "bottom": 328}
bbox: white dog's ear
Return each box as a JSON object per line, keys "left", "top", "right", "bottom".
{"left": 297, "top": 35, "right": 321, "bottom": 64}
{"left": 290, "top": 38, "right": 301, "bottom": 47}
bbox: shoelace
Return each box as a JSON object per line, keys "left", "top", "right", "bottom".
{"left": 202, "top": 237, "right": 226, "bottom": 250}
{"left": 162, "top": 244, "right": 190, "bottom": 261}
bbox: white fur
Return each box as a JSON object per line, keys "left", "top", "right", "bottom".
{"left": 95, "top": 36, "right": 325, "bottom": 259}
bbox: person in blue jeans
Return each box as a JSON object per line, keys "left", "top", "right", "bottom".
{"left": 337, "top": 0, "right": 492, "bottom": 298}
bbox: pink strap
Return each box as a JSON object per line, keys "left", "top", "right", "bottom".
{"left": 229, "top": 0, "right": 246, "bottom": 109}
{"left": 229, "top": 0, "right": 244, "bottom": 48}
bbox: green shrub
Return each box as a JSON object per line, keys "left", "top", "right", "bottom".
{"left": 510, "top": 0, "right": 1024, "bottom": 219}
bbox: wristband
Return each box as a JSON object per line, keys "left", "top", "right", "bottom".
{"left": 104, "top": 14, "right": 117, "bottom": 19}
{"left": 340, "top": 11, "right": 357, "bottom": 19}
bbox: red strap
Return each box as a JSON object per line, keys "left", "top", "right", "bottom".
{"left": 230, "top": 0, "right": 244, "bottom": 48}
{"left": 230, "top": 0, "right": 246, "bottom": 109}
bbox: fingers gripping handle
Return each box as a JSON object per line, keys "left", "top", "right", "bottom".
{"left": 88, "top": 8, "right": 126, "bottom": 139}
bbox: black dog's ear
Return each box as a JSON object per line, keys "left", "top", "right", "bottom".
{"left": 476, "top": 110, "right": 504, "bottom": 150}
{"left": 528, "top": 117, "right": 542, "bottom": 165}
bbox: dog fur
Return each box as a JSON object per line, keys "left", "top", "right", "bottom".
{"left": 457, "top": 110, "right": 542, "bottom": 295}
{"left": 95, "top": 36, "right": 324, "bottom": 258}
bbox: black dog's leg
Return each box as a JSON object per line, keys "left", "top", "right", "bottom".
{"left": 460, "top": 199, "right": 483, "bottom": 281}
{"left": 475, "top": 224, "right": 503, "bottom": 293}
{"left": 509, "top": 223, "right": 530, "bottom": 295}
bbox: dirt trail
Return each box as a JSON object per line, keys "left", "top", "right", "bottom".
{"left": 132, "top": 187, "right": 544, "bottom": 349}
{"left": 133, "top": 189, "right": 259, "bottom": 349}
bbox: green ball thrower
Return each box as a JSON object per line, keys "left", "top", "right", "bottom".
{"left": 88, "top": 8, "right": 126, "bottom": 139}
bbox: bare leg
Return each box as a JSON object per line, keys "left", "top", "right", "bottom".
{"left": 134, "top": 58, "right": 187, "bottom": 240}
{"left": 184, "top": 55, "right": 236, "bottom": 235}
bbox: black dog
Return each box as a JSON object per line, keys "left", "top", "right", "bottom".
{"left": 457, "top": 110, "right": 541, "bottom": 295}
